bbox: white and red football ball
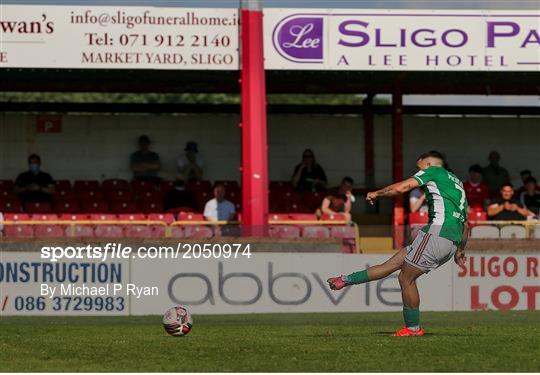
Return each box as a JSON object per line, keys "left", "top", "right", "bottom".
{"left": 162, "top": 306, "right": 193, "bottom": 336}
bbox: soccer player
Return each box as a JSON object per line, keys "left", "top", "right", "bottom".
{"left": 327, "top": 151, "right": 468, "bottom": 337}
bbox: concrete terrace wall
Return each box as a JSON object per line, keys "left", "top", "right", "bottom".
{"left": 0, "top": 112, "right": 538, "bottom": 189}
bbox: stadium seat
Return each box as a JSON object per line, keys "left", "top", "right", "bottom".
{"left": 94, "top": 225, "right": 123, "bottom": 238}
{"left": 160, "top": 180, "right": 175, "bottom": 193}
{"left": 4, "top": 225, "right": 34, "bottom": 238}
{"left": 470, "top": 225, "right": 500, "bottom": 239}
{"left": 24, "top": 201, "right": 52, "bottom": 213}
{"left": 269, "top": 181, "right": 293, "bottom": 192}
{"left": 78, "top": 190, "right": 105, "bottom": 201}
{"left": 468, "top": 211, "right": 487, "bottom": 222}
{"left": 330, "top": 225, "right": 356, "bottom": 239}
{"left": 54, "top": 180, "right": 72, "bottom": 190}
{"left": 147, "top": 213, "right": 175, "bottom": 224}
{"left": 268, "top": 213, "right": 290, "bottom": 221}
{"left": 65, "top": 224, "right": 94, "bottom": 238}
{"left": 0, "top": 190, "right": 18, "bottom": 200}
{"left": 302, "top": 192, "right": 324, "bottom": 211}
{"left": 320, "top": 213, "right": 348, "bottom": 221}
{"left": 111, "top": 201, "right": 138, "bottom": 213}
{"left": 500, "top": 225, "right": 527, "bottom": 239}
{"left": 137, "top": 190, "right": 162, "bottom": 201}
{"left": 289, "top": 213, "right": 318, "bottom": 221}
{"left": 170, "top": 226, "right": 184, "bottom": 238}
{"left": 138, "top": 200, "right": 164, "bottom": 213}
{"left": 178, "top": 212, "right": 205, "bottom": 221}
{"left": 118, "top": 213, "right": 146, "bottom": 221}
{"left": 269, "top": 225, "right": 301, "bottom": 238}
{"left": 185, "top": 180, "right": 212, "bottom": 192}
{"left": 184, "top": 225, "right": 213, "bottom": 238}
{"left": 150, "top": 225, "right": 167, "bottom": 238}
{"left": 0, "top": 180, "right": 15, "bottom": 191}
{"left": 227, "top": 190, "right": 241, "bottom": 204}
{"left": 193, "top": 190, "right": 212, "bottom": 210}
{"left": 131, "top": 180, "right": 157, "bottom": 192}
{"left": 54, "top": 189, "right": 77, "bottom": 200}
{"left": 124, "top": 225, "right": 152, "bottom": 238}
{"left": 0, "top": 199, "right": 22, "bottom": 212}
{"left": 30, "top": 213, "right": 59, "bottom": 221}
{"left": 54, "top": 199, "right": 80, "bottom": 213}
{"left": 4, "top": 213, "right": 30, "bottom": 221}
{"left": 107, "top": 190, "right": 135, "bottom": 202}
{"left": 60, "top": 213, "right": 89, "bottom": 221}
{"left": 74, "top": 180, "right": 100, "bottom": 191}
{"left": 35, "top": 225, "right": 64, "bottom": 238}
{"left": 81, "top": 200, "right": 109, "bottom": 213}
{"left": 90, "top": 213, "right": 117, "bottom": 221}
{"left": 534, "top": 225, "right": 540, "bottom": 239}
{"left": 302, "top": 225, "right": 330, "bottom": 239}
{"left": 102, "top": 179, "right": 129, "bottom": 190}
{"left": 409, "top": 211, "right": 429, "bottom": 224}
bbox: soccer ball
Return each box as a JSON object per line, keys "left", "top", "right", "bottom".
{"left": 162, "top": 306, "right": 193, "bottom": 336}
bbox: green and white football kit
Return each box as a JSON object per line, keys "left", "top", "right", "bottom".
{"left": 406, "top": 166, "right": 468, "bottom": 272}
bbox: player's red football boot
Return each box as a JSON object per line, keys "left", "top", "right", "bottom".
{"left": 327, "top": 275, "right": 348, "bottom": 290}
{"left": 393, "top": 327, "right": 425, "bottom": 337}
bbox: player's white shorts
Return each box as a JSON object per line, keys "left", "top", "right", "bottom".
{"left": 405, "top": 230, "right": 457, "bottom": 273}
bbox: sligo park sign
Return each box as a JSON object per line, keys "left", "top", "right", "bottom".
{"left": 1, "top": 5, "right": 538, "bottom": 71}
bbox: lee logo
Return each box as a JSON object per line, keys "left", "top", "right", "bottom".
{"left": 273, "top": 16, "right": 323, "bottom": 63}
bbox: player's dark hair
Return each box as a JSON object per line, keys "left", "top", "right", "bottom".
{"left": 524, "top": 176, "right": 537, "bottom": 185}
{"left": 138, "top": 135, "right": 151, "bottom": 144}
{"left": 501, "top": 182, "right": 513, "bottom": 189}
{"left": 418, "top": 150, "right": 445, "bottom": 162}
{"left": 469, "top": 164, "right": 483, "bottom": 174}
{"left": 342, "top": 176, "right": 354, "bottom": 185}
{"left": 520, "top": 169, "right": 531, "bottom": 176}
{"left": 28, "top": 154, "right": 41, "bottom": 164}
{"left": 214, "top": 182, "right": 225, "bottom": 189}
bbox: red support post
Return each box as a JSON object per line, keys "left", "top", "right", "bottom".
{"left": 240, "top": 4, "right": 268, "bottom": 234}
{"left": 392, "top": 92, "right": 405, "bottom": 249}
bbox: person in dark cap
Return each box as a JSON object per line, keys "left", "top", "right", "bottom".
{"left": 177, "top": 141, "right": 204, "bottom": 181}
{"left": 130, "top": 135, "right": 161, "bottom": 184}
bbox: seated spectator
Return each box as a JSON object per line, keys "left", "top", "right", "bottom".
{"left": 203, "top": 183, "right": 236, "bottom": 221}
{"left": 130, "top": 135, "right": 161, "bottom": 184}
{"left": 177, "top": 141, "right": 204, "bottom": 181}
{"left": 463, "top": 164, "right": 490, "bottom": 213}
{"left": 292, "top": 149, "right": 327, "bottom": 192}
{"left": 516, "top": 170, "right": 540, "bottom": 195}
{"left": 482, "top": 151, "right": 510, "bottom": 198}
{"left": 409, "top": 188, "right": 428, "bottom": 213}
{"left": 487, "top": 183, "right": 532, "bottom": 221}
{"left": 321, "top": 177, "right": 354, "bottom": 221}
{"left": 164, "top": 180, "right": 198, "bottom": 212}
{"left": 519, "top": 177, "right": 540, "bottom": 215}
{"left": 15, "top": 154, "right": 55, "bottom": 205}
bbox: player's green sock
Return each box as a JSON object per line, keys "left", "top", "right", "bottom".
{"left": 344, "top": 270, "right": 370, "bottom": 285}
{"left": 403, "top": 306, "right": 420, "bottom": 329}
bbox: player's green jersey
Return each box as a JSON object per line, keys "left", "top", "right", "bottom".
{"left": 412, "top": 166, "right": 468, "bottom": 243}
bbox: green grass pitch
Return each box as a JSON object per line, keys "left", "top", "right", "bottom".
{"left": 1, "top": 311, "right": 539, "bottom": 372}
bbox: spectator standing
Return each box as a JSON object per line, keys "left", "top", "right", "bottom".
{"left": 130, "top": 135, "right": 161, "bottom": 184}
{"left": 164, "top": 180, "right": 198, "bottom": 212}
{"left": 203, "top": 183, "right": 236, "bottom": 221}
{"left": 487, "top": 183, "right": 532, "bottom": 221}
{"left": 482, "top": 151, "right": 510, "bottom": 197}
{"left": 321, "top": 177, "right": 354, "bottom": 220}
{"left": 463, "top": 164, "right": 490, "bottom": 213}
{"left": 177, "top": 141, "right": 204, "bottom": 181}
{"left": 519, "top": 177, "right": 540, "bottom": 215}
{"left": 292, "top": 149, "right": 327, "bottom": 192}
{"left": 15, "top": 154, "right": 55, "bottom": 205}
{"left": 516, "top": 170, "right": 540, "bottom": 195}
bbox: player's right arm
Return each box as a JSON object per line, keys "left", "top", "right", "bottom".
{"left": 366, "top": 177, "right": 419, "bottom": 205}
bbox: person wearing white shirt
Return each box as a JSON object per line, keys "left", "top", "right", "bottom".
{"left": 203, "top": 183, "right": 236, "bottom": 222}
